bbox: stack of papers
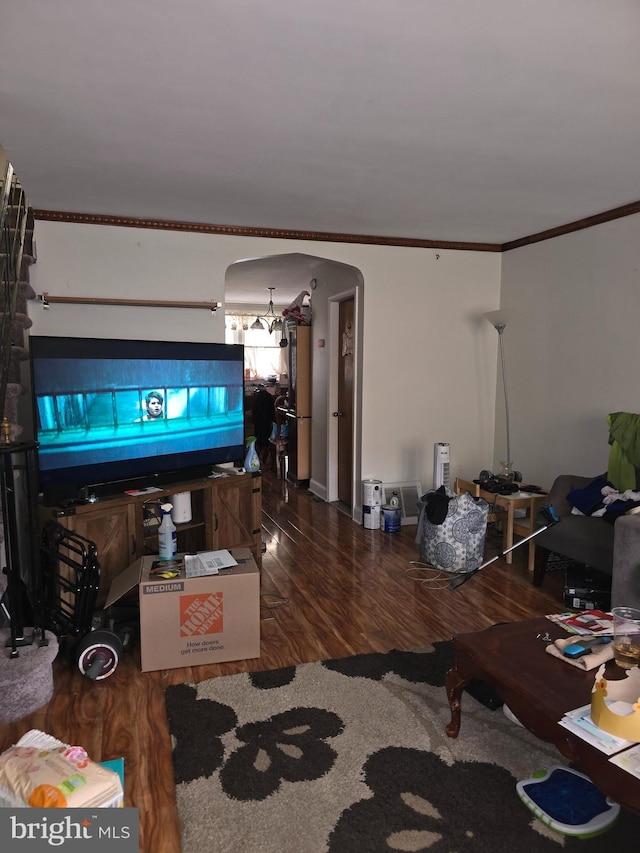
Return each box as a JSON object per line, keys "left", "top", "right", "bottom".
{"left": 184, "top": 549, "right": 238, "bottom": 577}
{"left": 559, "top": 703, "right": 637, "bottom": 755}
{"left": 609, "top": 743, "right": 640, "bottom": 778}
{"left": 546, "top": 610, "right": 614, "bottom": 635}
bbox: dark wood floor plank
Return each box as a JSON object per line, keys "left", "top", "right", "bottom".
{"left": 0, "top": 470, "right": 567, "bottom": 851}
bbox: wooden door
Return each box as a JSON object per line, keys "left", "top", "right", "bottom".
{"left": 337, "top": 298, "right": 354, "bottom": 506}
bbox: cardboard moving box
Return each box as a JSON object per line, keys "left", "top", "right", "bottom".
{"left": 105, "top": 548, "right": 260, "bottom": 672}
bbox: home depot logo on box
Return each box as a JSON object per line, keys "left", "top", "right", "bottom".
{"left": 180, "top": 591, "right": 224, "bottom": 637}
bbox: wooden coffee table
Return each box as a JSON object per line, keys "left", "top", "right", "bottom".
{"left": 446, "top": 617, "right": 640, "bottom": 814}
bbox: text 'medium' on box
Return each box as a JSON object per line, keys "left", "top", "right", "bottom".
{"left": 105, "top": 548, "right": 260, "bottom": 671}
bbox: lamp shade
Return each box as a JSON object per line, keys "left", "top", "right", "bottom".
{"left": 251, "top": 317, "right": 265, "bottom": 330}
{"left": 483, "top": 309, "right": 513, "bottom": 332}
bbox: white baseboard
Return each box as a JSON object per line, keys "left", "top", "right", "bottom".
{"left": 308, "top": 479, "right": 327, "bottom": 501}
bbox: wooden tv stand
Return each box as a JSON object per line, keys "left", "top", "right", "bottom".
{"left": 39, "top": 471, "right": 262, "bottom": 607}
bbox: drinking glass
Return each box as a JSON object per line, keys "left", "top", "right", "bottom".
{"left": 611, "top": 606, "right": 640, "bottom": 669}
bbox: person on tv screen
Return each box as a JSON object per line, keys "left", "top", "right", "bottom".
{"left": 137, "top": 391, "right": 164, "bottom": 421}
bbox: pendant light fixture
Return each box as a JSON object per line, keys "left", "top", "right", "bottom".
{"left": 256, "top": 287, "right": 282, "bottom": 334}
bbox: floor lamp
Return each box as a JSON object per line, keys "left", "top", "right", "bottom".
{"left": 483, "top": 309, "right": 517, "bottom": 480}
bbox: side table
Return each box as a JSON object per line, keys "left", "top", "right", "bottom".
{"left": 454, "top": 478, "right": 547, "bottom": 574}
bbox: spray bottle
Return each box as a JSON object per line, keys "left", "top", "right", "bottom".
{"left": 158, "top": 502, "right": 177, "bottom": 560}
{"left": 244, "top": 435, "right": 261, "bottom": 472}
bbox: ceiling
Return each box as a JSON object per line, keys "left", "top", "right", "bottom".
{"left": 2, "top": 1, "right": 640, "bottom": 306}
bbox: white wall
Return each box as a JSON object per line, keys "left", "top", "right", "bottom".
{"left": 29, "top": 223, "right": 226, "bottom": 342}
{"left": 356, "top": 245, "right": 502, "bottom": 487}
{"left": 500, "top": 213, "right": 640, "bottom": 488}
{"left": 28, "top": 221, "right": 502, "bottom": 491}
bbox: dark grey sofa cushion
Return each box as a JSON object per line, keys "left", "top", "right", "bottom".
{"left": 534, "top": 473, "right": 615, "bottom": 576}
{"left": 535, "top": 513, "right": 615, "bottom": 575}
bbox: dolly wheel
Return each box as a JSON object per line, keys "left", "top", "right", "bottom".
{"left": 75, "top": 631, "right": 123, "bottom": 681}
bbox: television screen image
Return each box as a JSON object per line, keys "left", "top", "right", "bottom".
{"left": 30, "top": 337, "right": 245, "bottom": 499}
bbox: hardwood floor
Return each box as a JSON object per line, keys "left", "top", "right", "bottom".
{"left": 0, "top": 472, "right": 566, "bottom": 851}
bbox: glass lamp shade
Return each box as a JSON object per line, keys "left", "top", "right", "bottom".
{"left": 483, "top": 309, "right": 513, "bottom": 332}
{"left": 251, "top": 317, "right": 265, "bottom": 330}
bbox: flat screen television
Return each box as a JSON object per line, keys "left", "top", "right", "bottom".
{"left": 29, "top": 336, "right": 245, "bottom": 503}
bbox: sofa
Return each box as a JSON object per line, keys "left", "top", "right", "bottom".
{"left": 533, "top": 474, "right": 640, "bottom": 610}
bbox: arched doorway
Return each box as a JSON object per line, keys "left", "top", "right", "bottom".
{"left": 225, "top": 253, "right": 363, "bottom": 518}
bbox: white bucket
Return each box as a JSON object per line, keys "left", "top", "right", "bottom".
{"left": 381, "top": 505, "right": 401, "bottom": 533}
{"left": 362, "top": 479, "right": 382, "bottom": 507}
{"left": 363, "top": 504, "right": 381, "bottom": 529}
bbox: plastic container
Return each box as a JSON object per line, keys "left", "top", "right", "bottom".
{"left": 363, "top": 504, "right": 381, "bottom": 529}
{"left": 171, "top": 491, "right": 192, "bottom": 523}
{"left": 516, "top": 766, "right": 619, "bottom": 838}
{"left": 244, "top": 437, "right": 260, "bottom": 472}
{"left": 381, "top": 505, "right": 401, "bottom": 532}
{"left": 362, "top": 479, "right": 382, "bottom": 507}
{"left": 158, "top": 503, "right": 177, "bottom": 560}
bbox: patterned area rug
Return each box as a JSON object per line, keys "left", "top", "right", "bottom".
{"left": 165, "top": 644, "right": 639, "bottom": 852}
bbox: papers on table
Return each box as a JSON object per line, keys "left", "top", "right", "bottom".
{"left": 559, "top": 703, "right": 637, "bottom": 755}
{"left": 184, "top": 549, "right": 238, "bottom": 577}
{"left": 546, "top": 610, "right": 614, "bottom": 635}
{"left": 609, "top": 743, "right": 640, "bottom": 779}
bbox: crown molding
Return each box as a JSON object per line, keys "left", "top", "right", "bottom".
{"left": 33, "top": 199, "right": 640, "bottom": 253}
{"left": 31, "top": 209, "right": 501, "bottom": 253}
{"left": 501, "top": 199, "right": 640, "bottom": 252}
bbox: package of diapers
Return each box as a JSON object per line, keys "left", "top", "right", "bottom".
{"left": 0, "top": 729, "right": 123, "bottom": 808}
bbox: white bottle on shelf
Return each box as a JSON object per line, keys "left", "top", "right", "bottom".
{"left": 158, "top": 502, "right": 177, "bottom": 560}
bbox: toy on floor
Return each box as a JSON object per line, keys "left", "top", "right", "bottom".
{"left": 516, "top": 765, "right": 620, "bottom": 838}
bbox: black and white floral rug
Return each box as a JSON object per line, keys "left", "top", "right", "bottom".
{"left": 165, "top": 644, "right": 638, "bottom": 852}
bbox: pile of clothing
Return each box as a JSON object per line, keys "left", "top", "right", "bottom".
{"left": 608, "top": 411, "right": 640, "bottom": 491}
{"left": 565, "top": 412, "right": 640, "bottom": 522}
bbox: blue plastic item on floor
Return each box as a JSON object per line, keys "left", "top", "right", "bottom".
{"left": 516, "top": 765, "right": 620, "bottom": 838}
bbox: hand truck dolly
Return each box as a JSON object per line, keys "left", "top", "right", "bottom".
{"left": 39, "top": 520, "right": 123, "bottom": 680}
